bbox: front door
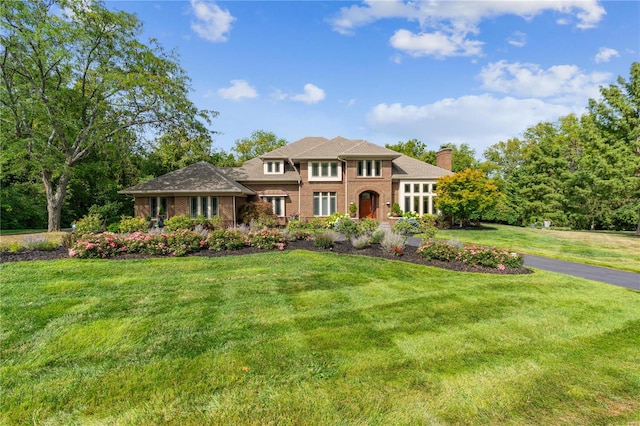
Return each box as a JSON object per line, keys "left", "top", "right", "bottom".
{"left": 359, "top": 192, "right": 376, "bottom": 218}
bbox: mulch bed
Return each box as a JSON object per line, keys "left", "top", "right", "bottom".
{"left": 0, "top": 240, "right": 532, "bottom": 275}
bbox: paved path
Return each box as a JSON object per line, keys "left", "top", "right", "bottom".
{"left": 405, "top": 237, "right": 639, "bottom": 291}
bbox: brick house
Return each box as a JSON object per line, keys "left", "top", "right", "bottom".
{"left": 120, "top": 136, "right": 453, "bottom": 227}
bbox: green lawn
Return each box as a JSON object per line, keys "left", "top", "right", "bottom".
{"left": 2, "top": 252, "right": 639, "bottom": 425}
{"left": 435, "top": 224, "right": 640, "bottom": 273}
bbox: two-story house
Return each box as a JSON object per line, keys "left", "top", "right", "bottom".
{"left": 120, "top": 136, "right": 453, "bottom": 226}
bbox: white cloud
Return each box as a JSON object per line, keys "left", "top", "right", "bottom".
{"left": 507, "top": 31, "right": 527, "bottom": 47}
{"left": 190, "top": 0, "right": 235, "bottom": 42}
{"left": 217, "top": 80, "right": 258, "bottom": 101}
{"left": 390, "top": 28, "right": 483, "bottom": 58}
{"left": 330, "top": 0, "right": 605, "bottom": 34}
{"left": 479, "top": 61, "right": 610, "bottom": 103}
{"left": 280, "top": 84, "right": 326, "bottom": 104}
{"left": 329, "top": 0, "right": 604, "bottom": 58}
{"left": 594, "top": 47, "right": 620, "bottom": 63}
{"left": 367, "top": 95, "right": 577, "bottom": 154}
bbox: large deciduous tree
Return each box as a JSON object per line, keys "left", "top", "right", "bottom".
{"left": 588, "top": 62, "right": 640, "bottom": 235}
{"left": 435, "top": 168, "right": 502, "bottom": 227}
{"left": 1, "top": 0, "right": 215, "bottom": 231}
{"left": 232, "top": 130, "right": 287, "bottom": 164}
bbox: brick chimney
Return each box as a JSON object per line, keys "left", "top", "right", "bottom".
{"left": 436, "top": 148, "right": 453, "bottom": 171}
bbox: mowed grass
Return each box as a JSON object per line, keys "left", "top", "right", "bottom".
{"left": 2, "top": 252, "right": 639, "bottom": 425}
{"left": 436, "top": 224, "right": 640, "bottom": 273}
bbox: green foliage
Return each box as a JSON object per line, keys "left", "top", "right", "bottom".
{"left": 247, "top": 229, "right": 286, "bottom": 250}
{"left": 417, "top": 240, "right": 460, "bottom": 262}
{"left": 325, "top": 212, "right": 349, "bottom": 229}
{"left": 307, "top": 217, "right": 329, "bottom": 230}
{"left": 117, "top": 216, "right": 148, "bottom": 233}
{"left": 357, "top": 218, "right": 380, "bottom": 236}
{"left": 239, "top": 201, "right": 276, "bottom": 228}
{"left": 286, "top": 219, "right": 305, "bottom": 232}
{"left": 207, "top": 230, "right": 247, "bottom": 251}
{"left": 333, "top": 217, "right": 358, "bottom": 239}
{"left": 74, "top": 214, "right": 104, "bottom": 235}
{"left": 391, "top": 203, "right": 403, "bottom": 216}
{"left": 369, "top": 229, "right": 385, "bottom": 244}
{"left": 385, "top": 139, "right": 434, "bottom": 163}
{"left": 0, "top": 241, "right": 22, "bottom": 253}
{"left": 436, "top": 169, "right": 502, "bottom": 226}
{"left": 380, "top": 231, "right": 406, "bottom": 255}
{"left": 457, "top": 245, "right": 524, "bottom": 269}
{"left": 1, "top": 0, "right": 215, "bottom": 230}
{"left": 313, "top": 231, "right": 339, "bottom": 249}
{"left": 392, "top": 218, "right": 421, "bottom": 236}
{"left": 164, "top": 214, "right": 194, "bottom": 231}
{"left": 88, "top": 202, "right": 124, "bottom": 227}
{"left": 232, "top": 130, "right": 287, "bottom": 164}
{"left": 61, "top": 232, "right": 77, "bottom": 249}
{"left": 350, "top": 235, "right": 371, "bottom": 249}
{"left": 349, "top": 202, "right": 357, "bottom": 215}
{"left": 0, "top": 183, "right": 47, "bottom": 230}
{"left": 418, "top": 214, "right": 439, "bottom": 240}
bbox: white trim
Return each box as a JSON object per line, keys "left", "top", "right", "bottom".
{"left": 309, "top": 161, "right": 342, "bottom": 182}
{"left": 264, "top": 160, "right": 284, "bottom": 175}
{"left": 398, "top": 181, "right": 437, "bottom": 215}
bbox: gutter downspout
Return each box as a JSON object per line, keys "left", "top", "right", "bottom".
{"left": 339, "top": 157, "right": 348, "bottom": 214}
{"left": 289, "top": 158, "right": 301, "bottom": 218}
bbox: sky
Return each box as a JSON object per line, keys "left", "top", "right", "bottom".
{"left": 107, "top": 0, "right": 639, "bottom": 157}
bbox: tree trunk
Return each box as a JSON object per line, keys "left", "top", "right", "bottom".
{"left": 636, "top": 214, "right": 640, "bottom": 236}
{"left": 42, "top": 170, "right": 71, "bottom": 232}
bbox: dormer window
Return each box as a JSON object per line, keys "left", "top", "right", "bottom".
{"left": 357, "top": 160, "right": 382, "bottom": 177}
{"left": 264, "top": 160, "right": 284, "bottom": 175}
{"left": 309, "top": 161, "right": 341, "bottom": 181}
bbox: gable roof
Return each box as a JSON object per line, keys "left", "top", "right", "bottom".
{"left": 391, "top": 155, "right": 453, "bottom": 179}
{"left": 260, "top": 136, "right": 401, "bottom": 161}
{"left": 119, "top": 161, "right": 255, "bottom": 195}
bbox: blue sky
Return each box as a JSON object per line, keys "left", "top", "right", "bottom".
{"left": 108, "top": 0, "right": 639, "bottom": 157}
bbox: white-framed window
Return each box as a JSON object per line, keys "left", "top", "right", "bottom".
{"left": 309, "top": 161, "right": 341, "bottom": 181}
{"left": 264, "top": 160, "right": 284, "bottom": 175}
{"left": 150, "top": 197, "right": 168, "bottom": 218}
{"left": 399, "top": 181, "right": 437, "bottom": 215}
{"left": 313, "top": 192, "right": 337, "bottom": 216}
{"left": 262, "top": 196, "right": 285, "bottom": 217}
{"left": 357, "top": 160, "right": 382, "bottom": 177}
{"left": 190, "top": 196, "right": 219, "bottom": 219}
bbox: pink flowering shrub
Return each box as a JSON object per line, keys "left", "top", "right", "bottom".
{"left": 207, "top": 230, "right": 248, "bottom": 251}
{"left": 417, "top": 241, "right": 459, "bottom": 262}
{"left": 247, "top": 228, "right": 287, "bottom": 250}
{"left": 417, "top": 241, "right": 523, "bottom": 269}
{"left": 70, "top": 230, "right": 208, "bottom": 258}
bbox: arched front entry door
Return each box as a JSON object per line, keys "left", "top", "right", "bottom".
{"left": 359, "top": 191, "right": 378, "bottom": 219}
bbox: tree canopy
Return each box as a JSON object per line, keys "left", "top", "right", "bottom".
{"left": 1, "top": 0, "right": 216, "bottom": 231}
{"left": 232, "top": 130, "right": 287, "bottom": 164}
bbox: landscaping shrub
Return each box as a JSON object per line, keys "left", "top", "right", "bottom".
{"left": 313, "top": 230, "right": 340, "bottom": 249}
{"left": 74, "top": 214, "right": 103, "bottom": 235}
{"left": 334, "top": 217, "right": 358, "bottom": 239}
{"left": 61, "top": 232, "right": 77, "bottom": 249}
{"left": 286, "top": 219, "right": 305, "bottom": 232}
{"left": 239, "top": 201, "right": 276, "bottom": 228}
{"left": 351, "top": 235, "right": 371, "bottom": 249}
{"left": 357, "top": 218, "right": 380, "bottom": 236}
{"left": 418, "top": 214, "right": 439, "bottom": 240}
{"left": 380, "top": 230, "right": 406, "bottom": 255}
{"left": 325, "top": 213, "right": 349, "bottom": 229}
{"left": 417, "top": 240, "right": 459, "bottom": 262}
{"left": 118, "top": 216, "right": 148, "bottom": 233}
{"left": 20, "top": 236, "right": 58, "bottom": 251}
{"left": 247, "top": 228, "right": 286, "bottom": 250}
{"left": 282, "top": 228, "right": 312, "bottom": 242}
{"left": 192, "top": 215, "right": 222, "bottom": 230}
{"left": 458, "top": 245, "right": 524, "bottom": 269}
{"left": 392, "top": 217, "right": 421, "bottom": 236}
{"left": 88, "top": 201, "right": 124, "bottom": 228}
{"left": 164, "top": 214, "right": 193, "bottom": 231}
{"left": 0, "top": 241, "right": 22, "bottom": 253}
{"left": 207, "top": 229, "right": 247, "bottom": 251}
{"left": 369, "top": 229, "right": 385, "bottom": 244}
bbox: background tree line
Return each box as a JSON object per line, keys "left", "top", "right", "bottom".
{"left": 1, "top": 2, "right": 637, "bottom": 234}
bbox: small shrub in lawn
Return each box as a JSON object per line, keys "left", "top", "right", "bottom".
{"left": 314, "top": 231, "right": 340, "bottom": 249}
{"left": 75, "top": 214, "right": 103, "bottom": 235}
{"left": 247, "top": 228, "right": 286, "bottom": 250}
{"left": 118, "top": 216, "right": 148, "bottom": 233}
{"left": 20, "top": 236, "right": 58, "bottom": 251}
{"left": 351, "top": 235, "right": 371, "bottom": 249}
{"left": 392, "top": 217, "right": 421, "bottom": 236}
{"left": 417, "top": 240, "right": 459, "bottom": 262}
{"left": 380, "top": 230, "right": 406, "bottom": 255}
{"left": 334, "top": 217, "right": 358, "bottom": 239}
{"left": 458, "top": 245, "right": 524, "bottom": 269}
{"left": 369, "top": 229, "right": 384, "bottom": 244}
{"left": 357, "top": 218, "right": 379, "bottom": 236}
